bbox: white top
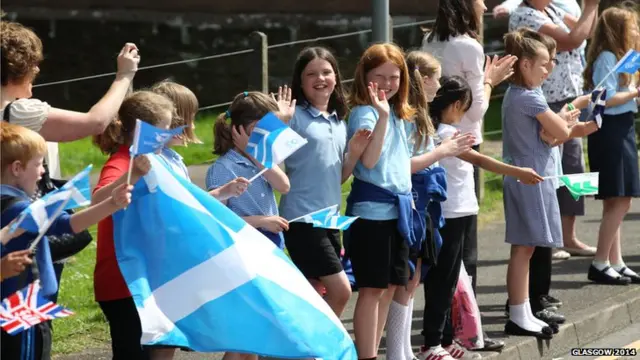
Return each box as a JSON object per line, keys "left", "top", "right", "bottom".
{"left": 1, "top": 98, "right": 60, "bottom": 178}
{"left": 509, "top": 5, "right": 585, "bottom": 103}
{"left": 436, "top": 123, "right": 479, "bottom": 219}
{"left": 500, "top": 0, "right": 581, "bottom": 18}
{"left": 422, "top": 34, "right": 488, "bottom": 145}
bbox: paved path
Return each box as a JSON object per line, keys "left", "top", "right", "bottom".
{"left": 55, "top": 179, "right": 640, "bottom": 360}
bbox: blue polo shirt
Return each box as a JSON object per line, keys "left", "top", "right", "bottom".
{"left": 159, "top": 147, "right": 190, "bottom": 181}
{"left": 593, "top": 51, "right": 639, "bottom": 116}
{"left": 279, "top": 104, "right": 347, "bottom": 220}
{"left": 347, "top": 105, "right": 412, "bottom": 220}
{"left": 205, "top": 149, "right": 283, "bottom": 248}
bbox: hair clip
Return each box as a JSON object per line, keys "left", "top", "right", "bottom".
{"left": 225, "top": 110, "right": 231, "bottom": 118}
{"left": 243, "top": 91, "right": 249, "bottom": 97}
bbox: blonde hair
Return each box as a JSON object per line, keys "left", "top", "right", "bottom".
{"left": 93, "top": 91, "right": 175, "bottom": 154}
{"left": 151, "top": 80, "right": 203, "bottom": 145}
{"left": 214, "top": 91, "right": 278, "bottom": 156}
{"left": 406, "top": 50, "right": 439, "bottom": 151}
{"left": 348, "top": 43, "right": 415, "bottom": 120}
{"left": 584, "top": 6, "right": 640, "bottom": 90}
{"left": 1, "top": 122, "right": 47, "bottom": 171}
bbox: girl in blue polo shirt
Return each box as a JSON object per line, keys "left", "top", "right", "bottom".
{"left": 279, "top": 46, "right": 371, "bottom": 317}
{"left": 344, "top": 43, "right": 418, "bottom": 360}
{"left": 206, "top": 91, "right": 291, "bottom": 254}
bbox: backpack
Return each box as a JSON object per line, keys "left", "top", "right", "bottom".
{"left": 2, "top": 103, "right": 93, "bottom": 262}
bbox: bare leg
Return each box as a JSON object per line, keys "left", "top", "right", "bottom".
{"left": 319, "top": 271, "right": 352, "bottom": 317}
{"left": 353, "top": 287, "right": 385, "bottom": 358}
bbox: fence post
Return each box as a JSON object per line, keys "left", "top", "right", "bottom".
{"left": 372, "top": 0, "right": 390, "bottom": 43}
{"left": 388, "top": 15, "right": 393, "bottom": 42}
{"left": 478, "top": 15, "right": 486, "bottom": 203}
{"left": 248, "top": 31, "right": 268, "bottom": 93}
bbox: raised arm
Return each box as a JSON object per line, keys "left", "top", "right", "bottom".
{"left": 37, "top": 43, "right": 140, "bottom": 142}
{"left": 359, "top": 84, "right": 391, "bottom": 169}
{"left": 538, "top": 0, "right": 599, "bottom": 52}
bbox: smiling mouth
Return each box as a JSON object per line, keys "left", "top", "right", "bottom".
{"left": 312, "top": 84, "right": 328, "bottom": 90}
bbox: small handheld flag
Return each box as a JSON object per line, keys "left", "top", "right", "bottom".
{"left": 558, "top": 172, "right": 599, "bottom": 200}
{"left": 288, "top": 204, "right": 339, "bottom": 224}
{"left": 127, "top": 120, "right": 185, "bottom": 185}
{"left": 589, "top": 88, "right": 607, "bottom": 128}
{"left": 594, "top": 49, "right": 640, "bottom": 89}
{"left": 245, "top": 112, "right": 307, "bottom": 169}
{"left": 0, "top": 281, "right": 74, "bottom": 336}
{"left": 10, "top": 164, "right": 92, "bottom": 235}
{"left": 313, "top": 215, "right": 359, "bottom": 231}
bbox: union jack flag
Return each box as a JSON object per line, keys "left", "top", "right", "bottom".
{"left": 0, "top": 280, "right": 73, "bottom": 335}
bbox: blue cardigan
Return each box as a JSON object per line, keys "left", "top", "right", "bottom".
{"left": 345, "top": 177, "right": 426, "bottom": 252}
{"left": 411, "top": 167, "right": 448, "bottom": 278}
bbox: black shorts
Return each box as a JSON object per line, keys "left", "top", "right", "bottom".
{"left": 285, "top": 222, "right": 343, "bottom": 278}
{"left": 347, "top": 218, "right": 409, "bottom": 289}
{"left": 99, "top": 297, "right": 189, "bottom": 359}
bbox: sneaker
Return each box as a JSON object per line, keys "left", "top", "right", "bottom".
{"left": 416, "top": 345, "right": 455, "bottom": 360}
{"left": 444, "top": 342, "right": 482, "bottom": 359}
{"left": 540, "top": 295, "right": 562, "bottom": 308}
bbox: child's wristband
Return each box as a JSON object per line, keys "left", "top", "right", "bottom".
{"left": 567, "top": 103, "right": 575, "bottom": 111}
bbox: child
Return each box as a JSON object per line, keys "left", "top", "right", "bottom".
{"left": 343, "top": 42, "right": 420, "bottom": 360}
{"left": 385, "top": 50, "right": 476, "bottom": 360}
{"left": 0, "top": 122, "right": 134, "bottom": 360}
{"left": 206, "top": 91, "right": 291, "bottom": 360}
{"left": 279, "top": 46, "right": 370, "bottom": 317}
{"left": 417, "top": 75, "right": 543, "bottom": 360}
{"left": 91, "top": 91, "right": 179, "bottom": 360}
{"left": 501, "top": 31, "right": 599, "bottom": 339}
{"left": 150, "top": 80, "right": 249, "bottom": 200}
{"left": 583, "top": 6, "right": 640, "bottom": 284}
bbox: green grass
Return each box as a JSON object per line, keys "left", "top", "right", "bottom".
{"left": 52, "top": 103, "right": 507, "bottom": 355}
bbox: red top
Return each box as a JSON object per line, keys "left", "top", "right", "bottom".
{"left": 93, "top": 146, "right": 131, "bottom": 302}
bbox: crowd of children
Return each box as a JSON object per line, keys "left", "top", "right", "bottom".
{"left": 1, "top": 2, "right": 640, "bottom": 360}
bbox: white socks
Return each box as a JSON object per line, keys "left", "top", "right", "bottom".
{"left": 386, "top": 299, "right": 416, "bottom": 360}
{"left": 524, "top": 298, "right": 548, "bottom": 328}
{"left": 386, "top": 301, "right": 407, "bottom": 360}
{"left": 509, "top": 302, "right": 542, "bottom": 332}
{"left": 612, "top": 262, "right": 638, "bottom": 277}
{"left": 592, "top": 260, "right": 623, "bottom": 278}
{"left": 404, "top": 298, "right": 415, "bottom": 360}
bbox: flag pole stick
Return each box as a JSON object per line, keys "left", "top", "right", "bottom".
{"left": 28, "top": 195, "right": 72, "bottom": 252}
{"left": 288, "top": 204, "right": 339, "bottom": 223}
{"left": 126, "top": 157, "right": 135, "bottom": 186}
{"left": 593, "top": 68, "right": 616, "bottom": 90}
{"left": 248, "top": 168, "right": 268, "bottom": 183}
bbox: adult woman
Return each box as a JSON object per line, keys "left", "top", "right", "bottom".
{"left": 1, "top": 19, "right": 140, "bottom": 178}
{"left": 507, "top": 0, "right": 599, "bottom": 324}
{"left": 421, "top": 0, "right": 516, "bottom": 351}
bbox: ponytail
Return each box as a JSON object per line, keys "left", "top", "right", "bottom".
{"left": 408, "top": 67, "right": 435, "bottom": 152}
{"left": 212, "top": 91, "right": 279, "bottom": 156}
{"left": 92, "top": 118, "right": 124, "bottom": 155}
{"left": 213, "top": 112, "right": 233, "bottom": 156}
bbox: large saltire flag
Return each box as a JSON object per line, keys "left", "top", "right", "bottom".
{"left": 112, "top": 154, "right": 356, "bottom": 359}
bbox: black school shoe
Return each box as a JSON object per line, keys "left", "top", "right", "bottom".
{"left": 588, "top": 265, "right": 631, "bottom": 285}
{"left": 534, "top": 309, "right": 565, "bottom": 324}
{"left": 617, "top": 267, "right": 640, "bottom": 284}
{"left": 479, "top": 335, "right": 505, "bottom": 351}
{"left": 504, "top": 320, "right": 554, "bottom": 340}
{"left": 539, "top": 295, "right": 562, "bottom": 308}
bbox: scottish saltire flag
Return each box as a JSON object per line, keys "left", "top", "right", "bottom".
{"left": 589, "top": 88, "right": 607, "bottom": 127}
{"left": 112, "top": 155, "right": 356, "bottom": 359}
{"left": 0, "top": 280, "right": 74, "bottom": 335}
{"left": 245, "top": 112, "right": 307, "bottom": 168}
{"left": 290, "top": 204, "right": 338, "bottom": 224}
{"left": 613, "top": 49, "right": 640, "bottom": 74}
{"left": 558, "top": 172, "right": 599, "bottom": 200}
{"left": 313, "top": 215, "right": 359, "bottom": 231}
{"left": 130, "top": 119, "right": 186, "bottom": 156}
{"left": 10, "top": 165, "right": 92, "bottom": 234}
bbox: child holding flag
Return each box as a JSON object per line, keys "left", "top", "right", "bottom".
{"left": 501, "top": 31, "right": 599, "bottom": 339}
{"left": 151, "top": 80, "right": 250, "bottom": 199}
{"left": 279, "top": 47, "right": 370, "bottom": 317}
{"left": 0, "top": 122, "right": 134, "bottom": 360}
{"left": 91, "top": 91, "right": 180, "bottom": 360}
{"left": 583, "top": 6, "right": 640, "bottom": 284}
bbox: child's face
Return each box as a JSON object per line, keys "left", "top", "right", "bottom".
{"left": 366, "top": 61, "right": 401, "bottom": 100}
{"left": 543, "top": 50, "right": 557, "bottom": 81}
{"left": 521, "top": 49, "right": 550, "bottom": 88}
{"left": 423, "top": 67, "right": 442, "bottom": 102}
{"left": 447, "top": 100, "right": 469, "bottom": 125}
{"left": 14, "top": 156, "right": 45, "bottom": 196}
{"left": 301, "top": 58, "right": 336, "bottom": 108}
